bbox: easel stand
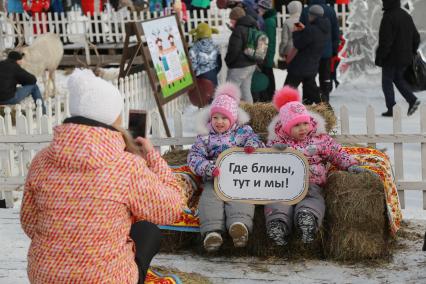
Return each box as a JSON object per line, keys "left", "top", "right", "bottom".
{"left": 119, "top": 15, "right": 202, "bottom": 138}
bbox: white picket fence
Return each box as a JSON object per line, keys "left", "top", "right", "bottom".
{"left": 1, "top": 103, "right": 426, "bottom": 211}
{"left": 0, "top": 71, "right": 189, "bottom": 136}
{"left": 0, "top": 4, "right": 350, "bottom": 52}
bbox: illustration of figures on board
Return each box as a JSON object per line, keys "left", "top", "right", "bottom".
{"left": 142, "top": 16, "right": 193, "bottom": 98}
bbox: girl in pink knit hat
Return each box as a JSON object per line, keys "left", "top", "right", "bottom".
{"left": 264, "top": 86, "right": 367, "bottom": 246}
{"left": 187, "top": 82, "right": 264, "bottom": 252}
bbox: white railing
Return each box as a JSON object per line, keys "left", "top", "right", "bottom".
{"left": 0, "top": 71, "right": 190, "bottom": 136}
{"left": 0, "top": 4, "right": 350, "bottom": 51}
{"left": 1, "top": 104, "right": 426, "bottom": 211}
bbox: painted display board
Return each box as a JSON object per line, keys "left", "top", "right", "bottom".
{"left": 141, "top": 15, "right": 194, "bottom": 101}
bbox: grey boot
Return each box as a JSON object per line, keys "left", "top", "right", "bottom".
{"left": 266, "top": 220, "right": 289, "bottom": 246}
{"left": 296, "top": 210, "right": 317, "bottom": 244}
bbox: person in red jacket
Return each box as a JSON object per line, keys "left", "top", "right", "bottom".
{"left": 81, "top": 0, "right": 104, "bottom": 15}
{"left": 22, "top": 0, "right": 50, "bottom": 33}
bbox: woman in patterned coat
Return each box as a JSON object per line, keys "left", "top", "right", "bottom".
{"left": 20, "top": 69, "right": 185, "bottom": 284}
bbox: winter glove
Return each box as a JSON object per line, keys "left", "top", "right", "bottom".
{"left": 244, "top": 146, "right": 256, "bottom": 154}
{"left": 212, "top": 167, "right": 220, "bottom": 177}
{"left": 272, "top": 144, "right": 289, "bottom": 151}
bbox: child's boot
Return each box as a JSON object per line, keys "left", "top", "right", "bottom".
{"left": 296, "top": 210, "right": 317, "bottom": 244}
{"left": 229, "top": 222, "right": 249, "bottom": 248}
{"left": 266, "top": 219, "right": 289, "bottom": 246}
{"left": 203, "top": 231, "right": 223, "bottom": 252}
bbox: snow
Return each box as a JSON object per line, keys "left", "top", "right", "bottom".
{"left": 2, "top": 63, "right": 426, "bottom": 284}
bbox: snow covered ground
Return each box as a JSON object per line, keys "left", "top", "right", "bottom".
{"left": 1, "top": 70, "right": 426, "bottom": 283}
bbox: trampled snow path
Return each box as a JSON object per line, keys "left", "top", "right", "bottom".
{"left": 1, "top": 208, "right": 425, "bottom": 284}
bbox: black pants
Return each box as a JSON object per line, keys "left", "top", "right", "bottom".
{"left": 285, "top": 73, "right": 321, "bottom": 105}
{"left": 257, "top": 66, "right": 276, "bottom": 102}
{"left": 382, "top": 65, "right": 417, "bottom": 111}
{"left": 319, "top": 58, "right": 332, "bottom": 103}
{"left": 130, "top": 221, "right": 161, "bottom": 283}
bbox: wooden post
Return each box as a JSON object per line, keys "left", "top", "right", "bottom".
{"left": 420, "top": 105, "right": 426, "bottom": 210}
{"left": 393, "top": 105, "right": 405, "bottom": 209}
{"left": 366, "top": 105, "right": 376, "bottom": 148}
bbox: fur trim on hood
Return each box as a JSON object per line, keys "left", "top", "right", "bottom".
{"left": 195, "top": 106, "right": 250, "bottom": 135}
{"left": 267, "top": 110, "right": 327, "bottom": 141}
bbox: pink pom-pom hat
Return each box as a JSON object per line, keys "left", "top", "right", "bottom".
{"left": 210, "top": 82, "right": 241, "bottom": 125}
{"left": 273, "top": 86, "right": 311, "bottom": 135}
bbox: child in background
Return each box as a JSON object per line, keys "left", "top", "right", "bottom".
{"left": 264, "top": 86, "right": 368, "bottom": 245}
{"left": 187, "top": 82, "right": 263, "bottom": 252}
{"left": 189, "top": 23, "right": 222, "bottom": 87}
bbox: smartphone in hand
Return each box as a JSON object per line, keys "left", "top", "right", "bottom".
{"left": 128, "top": 110, "right": 147, "bottom": 139}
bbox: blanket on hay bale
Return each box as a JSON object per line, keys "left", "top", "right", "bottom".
{"left": 145, "top": 268, "right": 182, "bottom": 284}
{"left": 158, "top": 103, "right": 402, "bottom": 261}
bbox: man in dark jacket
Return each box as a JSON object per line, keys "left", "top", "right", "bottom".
{"left": 0, "top": 51, "right": 46, "bottom": 114}
{"left": 301, "top": 0, "right": 339, "bottom": 103}
{"left": 225, "top": 7, "right": 258, "bottom": 103}
{"left": 375, "top": 0, "right": 420, "bottom": 117}
{"left": 285, "top": 5, "right": 330, "bottom": 104}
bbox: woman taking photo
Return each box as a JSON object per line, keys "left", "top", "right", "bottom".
{"left": 20, "top": 69, "right": 185, "bottom": 284}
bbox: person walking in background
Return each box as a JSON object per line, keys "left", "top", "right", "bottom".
{"left": 301, "top": 0, "right": 339, "bottom": 104}
{"left": 375, "top": 0, "right": 420, "bottom": 117}
{"left": 189, "top": 23, "right": 222, "bottom": 87}
{"left": 191, "top": 0, "right": 211, "bottom": 16}
{"left": 0, "top": 51, "right": 46, "bottom": 114}
{"left": 284, "top": 5, "right": 330, "bottom": 105}
{"left": 279, "top": 1, "right": 302, "bottom": 65}
{"left": 242, "top": 0, "right": 264, "bottom": 29}
{"left": 225, "top": 7, "right": 257, "bottom": 103}
{"left": 6, "top": 0, "right": 24, "bottom": 13}
{"left": 256, "top": 0, "right": 276, "bottom": 102}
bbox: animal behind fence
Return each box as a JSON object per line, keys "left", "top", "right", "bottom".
{"left": 17, "top": 33, "right": 64, "bottom": 99}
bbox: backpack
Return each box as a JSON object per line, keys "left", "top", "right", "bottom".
{"left": 244, "top": 27, "right": 269, "bottom": 63}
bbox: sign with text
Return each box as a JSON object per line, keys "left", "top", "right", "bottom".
{"left": 214, "top": 148, "right": 309, "bottom": 205}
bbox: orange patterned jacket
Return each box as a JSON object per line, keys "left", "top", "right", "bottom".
{"left": 20, "top": 123, "right": 185, "bottom": 284}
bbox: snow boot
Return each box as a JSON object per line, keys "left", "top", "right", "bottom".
{"left": 229, "top": 222, "right": 249, "bottom": 248}
{"left": 203, "top": 231, "right": 223, "bottom": 252}
{"left": 296, "top": 210, "right": 317, "bottom": 244}
{"left": 381, "top": 110, "right": 393, "bottom": 117}
{"left": 408, "top": 99, "right": 420, "bottom": 116}
{"left": 266, "top": 219, "right": 289, "bottom": 246}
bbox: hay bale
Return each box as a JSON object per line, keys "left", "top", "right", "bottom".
{"left": 324, "top": 171, "right": 390, "bottom": 261}
{"left": 152, "top": 266, "right": 212, "bottom": 284}
{"left": 162, "top": 149, "right": 190, "bottom": 165}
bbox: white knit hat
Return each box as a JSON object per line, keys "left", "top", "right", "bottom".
{"left": 67, "top": 69, "right": 123, "bottom": 125}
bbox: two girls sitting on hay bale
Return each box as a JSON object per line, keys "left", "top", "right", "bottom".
{"left": 188, "top": 82, "right": 373, "bottom": 252}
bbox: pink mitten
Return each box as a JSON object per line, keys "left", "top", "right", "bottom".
{"left": 212, "top": 167, "right": 220, "bottom": 177}
{"left": 244, "top": 146, "right": 256, "bottom": 154}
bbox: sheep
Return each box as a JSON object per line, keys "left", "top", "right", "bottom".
{"left": 18, "top": 33, "right": 64, "bottom": 98}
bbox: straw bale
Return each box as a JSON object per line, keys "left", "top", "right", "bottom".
{"left": 152, "top": 266, "right": 212, "bottom": 284}
{"left": 162, "top": 149, "right": 190, "bottom": 165}
{"left": 324, "top": 171, "right": 390, "bottom": 261}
